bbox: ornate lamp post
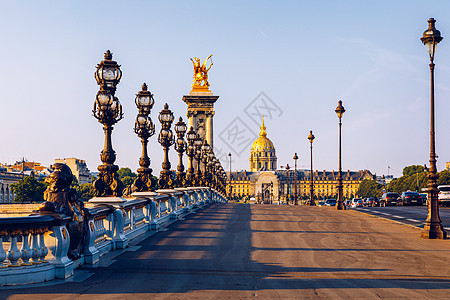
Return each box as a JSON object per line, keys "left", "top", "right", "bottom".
{"left": 92, "top": 50, "right": 124, "bottom": 197}
{"left": 174, "top": 117, "right": 187, "bottom": 187}
{"left": 335, "top": 100, "right": 346, "bottom": 210}
{"left": 228, "top": 152, "right": 232, "bottom": 199}
{"left": 201, "top": 140, "right": 211, "bottom": 186}
{"left": 308, "top": 130, "right": 316, "bottom": 206}
{"left": 207, "top": 151, "right": 215, "bottom": 188}
{"left": 194, "top": 135, "right": 204, "bottom": 186}
{"left": 132, "top": 83, "right": 156, "bottom": 192}
{"left": 185, "top": 126, "right": 197, "bottom": 187}
{"left": 157, "top": 103, "right": 175, "bottom": 189}
{"left": 285, "top": 164, "right": 290, "bottom": 205}
{"left": 420, "top": 18, "right": 447, "bottom": 239}
{"left": 293, "top": 153, "right": 298, "bottom": 205}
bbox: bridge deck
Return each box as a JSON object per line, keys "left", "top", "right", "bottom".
{"left": 2, "top": 203, "right": 450, "bottom": 299}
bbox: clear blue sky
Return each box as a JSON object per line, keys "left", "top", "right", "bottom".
{"left": 1, "top": 1, "right": 450, "bottom": 178}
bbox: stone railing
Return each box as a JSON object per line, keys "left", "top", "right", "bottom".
{"left": 0, "top": 187, "right": 227, "bottom": 286}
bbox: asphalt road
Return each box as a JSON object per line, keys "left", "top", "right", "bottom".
{"left": 350, "top": 205, "right": 450, "bottom": 231}
{"left": 1, "top": 203, "right": 450, "bottom": 299}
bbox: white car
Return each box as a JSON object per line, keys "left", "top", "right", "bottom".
{"left": 351, "top": 199, "right": 364, "bottom": 208}
{"left": 438, "top": 185, "right": 450, "bottom": 206}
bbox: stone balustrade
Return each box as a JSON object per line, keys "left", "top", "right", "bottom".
{"left": 0, "top": 187, "right": 227, "bottom": 286}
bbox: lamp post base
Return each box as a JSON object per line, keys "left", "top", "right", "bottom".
{"left": 421, "top": 223, "right": 447, "bottom": 239}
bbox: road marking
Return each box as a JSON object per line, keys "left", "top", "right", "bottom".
{"left": 405, "top": 219, "right": 421, "bottom": 222}
{"left": 377, "top": 212, "right": 389, "bottom": 215}
{"left": 391, "top": 215, "right": 404, "bottom": 218}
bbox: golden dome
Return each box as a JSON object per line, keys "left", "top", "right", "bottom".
{"left": 251, "top": 116, "right": 275, "bottom": 152}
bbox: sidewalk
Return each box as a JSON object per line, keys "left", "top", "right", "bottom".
{"left": 1, "top": 203, "right": 449, "bottom": 299}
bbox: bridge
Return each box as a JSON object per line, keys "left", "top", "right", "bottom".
{"left": 1, "top": 203, "right": 450, "bottom": 298}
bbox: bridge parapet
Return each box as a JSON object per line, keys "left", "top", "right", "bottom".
{"left": 0, "top": 187, "right": 227, "bottom": 286}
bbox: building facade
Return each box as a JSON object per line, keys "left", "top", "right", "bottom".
{"left": 228, "top": 120, "right": 374, "bottom": 202}
{"left": 54, "top": 158, "right": 92, "bottom": 184}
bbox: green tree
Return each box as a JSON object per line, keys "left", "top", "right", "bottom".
{"left": 75, "top": 183, "right": 95, "bottom": 200}
{"left": 11, "top": 176, "right": 47, "bottom": 203}
{"left": 388, "top": 165, "right": 428, "bottom": 193}
{"left": 437, "top": 170, "right": 450, "bottom": 186}
{"left": 117, "top": 167, "right": 137, "bottom": 187}
{"left": 357, "top": 179, "right": 383, "bottom": 198}
{"left": 403, "top": 165, "right": 425, "bottom": 177}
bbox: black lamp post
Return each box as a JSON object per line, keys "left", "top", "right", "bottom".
{"left": 157, "top": 103, "right": 175, "bottom": 189}
{"left": 286, "top": 164, "right": 290, "bottom": 205}
{"left": 214, "top": 159, "right": 221, "bottom": 189}
{"left": 293, "top": 153, "right": 298, "bottom": 205}
{"left": 174, "top": 117, "right": 187, "bottom": 188}
{"left": 132, "top": 83, "right": 156, "bottom": 192}
{"left": 194, "top": 135, "right": 203, "bottom": 186}
{"left": 335, "top": 100, "right": 346, "bottom": 210}
{"left": 420, "top": 18, "right": 447, "bottom": 239}
{"left": 207, "top": 151, "right": 215, "bottom": 187}
{"left": 308, "top": 130, "right": 315, "bottom": 206}
{"left": 201, "top": 140, "right": 211, "bottom": 186}
{"left": 228, "top": 152, "right": 232, "bottom": 199}
{"left": 185, "top": 126, "right": 197, "bottom": 187}
{"left": 92, "top": 50, "right": 124, "bottom": 197}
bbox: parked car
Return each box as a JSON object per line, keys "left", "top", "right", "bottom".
{"left": 317, "top": 201, "right": 325, "bottom": 206}
{"left": 364, "top": 197, "right": 374, "bottom": 207}
{"left": 400, "top": 191, "right": 421, "bottom": 206}
{"left": 351, "top": 198, "right": 362, "bottom": 206}
{"left": 351, "top": 199, "right": 364, "bottom": 208}
{"left": 419, "top": 193, "right": 428, "bottom": 205}
{"left": 381, "top": 192, "right": 400, "bottom": 206}
{"left": 344, "top": 200, "right": 352, "bottom": 207}
{"left": 438, "top": 185, "right": 450, "bottom": 206}
{"left": 325, "top": 199, "right": 337, "bottom": 206}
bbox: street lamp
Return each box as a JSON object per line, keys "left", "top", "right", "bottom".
{"left": 293, "top": 153, "right": 298, "bottom": 205}
{"left": 132, "top": 83, "right": 156, "bottom": 192}
{"left": 201, "top": 140, "right": 211, "bottom": 186}
{"left": 228, "top": 152, "right": 232, "bottom": 199}
{"left": 335, "top": 100, "right": 346, "bottom": 210}
{"left": 194, "top": 135, "right": 203, "bottom": 186}
{"left": 420, "top": 18, "right": 447, "bottom": 239}
{"left": 185, "top": 126, "right": 197, "bottom": 187}
{"left": 286, "top": 164, "right": 290, "bottom": 205}
{"left": 308, "top": 130, "right": 315, "bottom": 206}
{"left": 157, "top": 103, "right": 175, "bottom": 189}
{"left": 174, "top": 117, "right": 187, "bottom": 187}
{"left": 92, "top": 51, "right": 124, "bottom": 197}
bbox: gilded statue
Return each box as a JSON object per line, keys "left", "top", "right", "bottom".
{"left": 190, "top": 54, "right": 213, "bottom": 89}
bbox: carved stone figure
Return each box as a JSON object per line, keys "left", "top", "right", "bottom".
{"left": 41, "top": 163, "right": 88, "bottom": 260}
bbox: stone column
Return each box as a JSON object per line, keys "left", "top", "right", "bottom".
{"left": 205, "top": 111, "right": 215, "bottom": 149}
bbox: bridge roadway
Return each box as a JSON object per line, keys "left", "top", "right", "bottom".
{"left": 1, "top": 203, "right": 450, "bottom": 299}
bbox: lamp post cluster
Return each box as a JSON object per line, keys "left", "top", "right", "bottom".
{"left": 91, "top": 50, "right": 228, "bottom": 197}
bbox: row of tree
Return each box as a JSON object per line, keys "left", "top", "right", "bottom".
{"left": 357, "top": 165, "right": 450, "bottom": 198}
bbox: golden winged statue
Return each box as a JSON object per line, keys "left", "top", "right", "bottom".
{"left": 190, "top": 54, "right": 213, "bottom": 90}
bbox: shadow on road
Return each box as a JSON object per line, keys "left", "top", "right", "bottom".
{"left": 2, "top": 203, "right": 450, "bottom": 297}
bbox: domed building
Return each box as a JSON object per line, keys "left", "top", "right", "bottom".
{"left": 249, "top": 117, "right": 277, "bottom": 172}
{"left": 227, "top": 117, "right": 374, "bottom": 203}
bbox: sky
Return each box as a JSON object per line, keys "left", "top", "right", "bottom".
{"left": 1, "top": 0, "right": 450, "bottom": 179}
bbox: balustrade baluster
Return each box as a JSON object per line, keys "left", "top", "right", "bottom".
{"left": 38, "top": 229, "right": 48, "bottom": 263}
{"left": 30, "top": 231, "right": 41, "bottom": 264}
{"left": 20, "top": 230, "right": 32, "bottom": 266}
{"left": 6, "top": 232, "right": 22, "bottom": 267}
{"left": 0, "top": 236, "right": 6, "bottom": 268}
